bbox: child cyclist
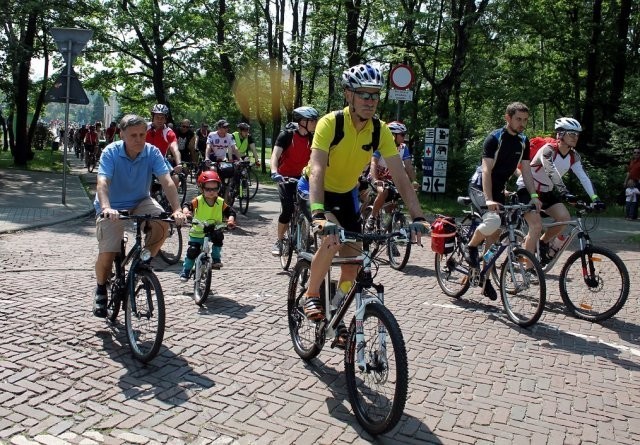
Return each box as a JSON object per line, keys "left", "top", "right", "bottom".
{"left": 179, "top": 171, "right": 236, "bottom": 281}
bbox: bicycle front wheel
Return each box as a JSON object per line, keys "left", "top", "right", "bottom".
{"left": 345, "top": 302, "right": 408, "bottom": 436}
{"left": 194, "top": 257, "right": 213, "bottom": 306}
{"left": 559, "top": 245, "right": 629, "bottom": 322}
{"left": 499, "top": 248, "right": 546, "bottom": 327}
{"left": 248, "top": 169, "right": 259, "bottom": 199}
{"left": 237, "top": 178, "right": 250, "bottom": 215}
{"left": 177, "top": 174, "right": 188, "bottom": 207}
{"left": 158, "top": 226, "right": 183, "bottom": 265}
{"left": 280, "top": 234, "right": 294, "bottom": 271}
{"left": 287, "top": 260, "right": 323, "bottom": 360}
{"left": 387, "top": 213, "right": 411, "bottom": 270}
{"left": 125, "top": 269, "right": 165, "bottom": 363}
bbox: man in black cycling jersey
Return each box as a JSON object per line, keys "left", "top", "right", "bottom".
{"left": 467, "top": 101, "right": 541, "bottom": 300}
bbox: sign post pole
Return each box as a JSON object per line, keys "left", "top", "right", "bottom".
{"left": 61, "top": 41, "right": 73, "bottom": 204}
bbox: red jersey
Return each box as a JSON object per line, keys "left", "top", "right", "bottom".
{"left": 84, "top": 130, "right": 98, "bottom": 145}
{"left": 628, "top": 158, "right": 640, "bottom": 181}
{"left": 275, "top": 131, "right": 311, "bottom": 177}
{"left": 146, "top": 125, "right": 177, "bottom": 156}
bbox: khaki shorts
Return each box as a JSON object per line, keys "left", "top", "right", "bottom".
{"left": 96, "top": 197, "right": 166, "bottom": 253}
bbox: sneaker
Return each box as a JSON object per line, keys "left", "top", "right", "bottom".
{"left": 271, "top": 240, "right": 282, "bottom": 256}
{"left": 539, "top": 242, "right": 551, "bottom": 266}
{"left": 482, "top": 280, "right": 498, "bottom": 301}
{"left": 212, "top": 260, "right": 223, "bottom": 269}
{"left": 333, "top": 321, "right": 348, "bottom": 350}
{"left": 365, "top": 216, "right": 377, "bottom": 231}
{"left": 93, "top": 288, "right": 108, "bottom": 318}
{"left": 179, "top": 271, "right": 189, "bottom": 282}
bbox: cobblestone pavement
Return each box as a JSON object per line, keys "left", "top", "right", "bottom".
{"left": 0, "top": 177, "right": 639, "bottom": 444}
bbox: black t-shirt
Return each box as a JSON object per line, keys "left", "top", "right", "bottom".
{"left": 481, "top": 127, "right": 530, "bottom": 197}
{"left": 175, "top": 129, "right": 195, "bottom": 153}
{"left": 195, "top": 129, "right": 208, "bottom": 154}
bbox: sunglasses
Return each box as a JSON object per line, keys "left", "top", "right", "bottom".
{"left": 203, "top": 186, "right": 220, "bottom": 192}
{"left": 564, "top": 131, "right": 580, "bottom": 137}
{"left": 353, "top": 90, "right": 381, "bottom": 101}
{"left": 181, "top": 125, "right": 189, "bottom": 128}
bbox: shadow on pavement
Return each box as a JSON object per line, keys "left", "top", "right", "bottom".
{"left": 97, "top": 326, "right": 215, "bottom": 406}
{"left": 193, "top": 294, "right": 256, "bottom": 318}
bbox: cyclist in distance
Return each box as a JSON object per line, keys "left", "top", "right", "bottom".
{"left": 467, "top": 101, "right": 541, "bottom": 300}
{"left": 180, "top": 171, "right": 236, "bottom": 280}
{"left": 515, "top": 117, "right": 603, "bottom": 264}
{"left": 365, "top": 120, "right": 418, "bottom": 230}
{"left": 303, "top": 64, "right": 430, "bottom": 346}
{"left": 205, "top": 119, "right": 241, "bottom": 162}
{"left": 270, "top": 106, "right": 319, "bottom": 256}
{"left": 146, "top": 104, "right": 183, "bottom": 187}
{"left": 232, "top": 122, "right": 261, "bottom": 167}
{"left": 92, "top": 114, "right": 186, "bottom": 318}
{"left": 195, "top": 122, "right": 209, "bottom": 160}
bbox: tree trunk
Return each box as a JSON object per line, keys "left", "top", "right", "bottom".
{"left": 581, "top": 0, "right": 603, "bottom": 150}
{"left": 607, "top": 0, "right": 631, "bottom": 119}
{"left": 344, "top": 0, "right": 361, "bottom": 66}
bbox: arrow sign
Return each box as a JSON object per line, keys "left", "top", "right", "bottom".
{"left": 50, "top": 28, "right": 93, "bottom": 65}
{"left": 433, "top": 177, "right": 446, "bottom": 193}
{"left": 45, "top": 66, "right": 90, "bottom": 104}
{"left": 422, "top": 176, "right": 432, "bottom": 193}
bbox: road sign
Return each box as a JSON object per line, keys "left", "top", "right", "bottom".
{"left": 434, "top": 160, "right": 447, "bottom": 176}
{"left": 45, "top": 66, "right": 90, "bottom": 104}
{"left": 435, "top": 128, "right": 449, "bottom": 144}
{"left": 422, "top": 176, "right": 431, "bottom": 193}
{"left": 50, "top": 28, "right": 93, "bottom": 65}
{"left": 425, "top": 128, "right": 435, "bottom": 144}
{"left": 434, "top": 144, "right": 449, "bottom": 161}
{"left": 388, "top": 89, "right": 414, "bottom": 101}
{"left": 424, "top": 143, "right": 434, "bottom": 159}
{"left": 433, "top": 177, "right": 446, "bottom": 193}
{"left": 389, "top": 64, "right": 414, "bottom": 90}
{"left": 422, "top": 159, "right": 434, "bottom": 176}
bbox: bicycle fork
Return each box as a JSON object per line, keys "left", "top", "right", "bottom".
{"left": 353, "top": 282, "right": 386, "bottom": 372}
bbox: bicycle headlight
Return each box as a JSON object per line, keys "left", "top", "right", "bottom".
{"left": 140, "top": 249, "right": 152, "bottom": 262}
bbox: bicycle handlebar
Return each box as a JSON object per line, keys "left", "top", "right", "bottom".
{"left": 338, "top": 228, "right": 409, "bottom": 244}
{"left": 99, "top": 210, "right": 178, "bottom": 223}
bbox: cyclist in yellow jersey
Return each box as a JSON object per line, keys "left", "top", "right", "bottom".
{"left": 304, "top": 64, "right": 430, "bottom": 346}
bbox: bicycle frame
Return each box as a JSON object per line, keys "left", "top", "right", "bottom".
{"left": 535, "top": 216, "right": 589, "bottom": 272}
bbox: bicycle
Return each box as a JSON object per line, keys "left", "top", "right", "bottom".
{"left": 278, "top": 177, "right": 314, "bottom": 271}
{"left": 288, "top": 228, "right": 409, "bottom": 435}
{"left": 184, "top": 218, "right": 230, "bottom": 306}
{"left": 85, "top": 145, "right": 98, "bottom": 172}
{"left": 360, "top": 180, "right": 412, "bottom": 271}
{"left": 150, "top": 177, "right": 184, "bottom": 265}
{"left": 434, "top": 197, "right": 547, "bottom": 327}
{"left": 515, "top": 200, "right": 630, "bottom": 322}
{"left": 105, "top": 211, "right": 174, "bottom": 362}
{"left": 225, "top": 160, "right": 252, "bottom": 215}
{"left": 241, "top": 158, "right": 260, "bottom": 200}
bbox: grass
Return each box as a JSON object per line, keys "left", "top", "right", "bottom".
{"left": 0, "top": 148, "right": 67, "bottom": 173}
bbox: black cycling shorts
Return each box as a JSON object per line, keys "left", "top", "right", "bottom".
{"left": 516, "top": 189, "right": 562, "bottom": 211}
{"left": 324, "top": 189, "right": 362, "bottom": 233}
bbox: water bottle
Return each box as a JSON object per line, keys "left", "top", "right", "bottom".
{"left": 483, "top": 244, "right": 499, "bottom": 263}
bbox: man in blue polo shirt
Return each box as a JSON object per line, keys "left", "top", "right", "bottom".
{"left": 92, "top": 114, "right": 186, "bottom": 318}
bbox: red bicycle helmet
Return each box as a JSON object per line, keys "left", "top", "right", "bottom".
{"left": 197, "top": 171, "right": 221, "bottom": 186}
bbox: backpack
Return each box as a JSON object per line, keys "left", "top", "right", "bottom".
{"left": 330, "top": 110, "right": 381, "bottom": 151}
{"left": 528, "top": 136, "right": 576, "bottom": 166}
{"left": 430, "top": 216, "right": 456, "bottom": 254}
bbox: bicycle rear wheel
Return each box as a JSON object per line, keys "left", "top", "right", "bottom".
{"left": 237, "top": 178, "right": 250, "bottom": 215}
{"left": 434, "top": 238, "right": 470, "bottom": 298}
{"left": 345, "top": 302, "right": 408, "bottom": 436}
{"left": 158, "top": 226, "right": 183, "bottom": 265}
{"left": 194, "top": 257, "right": 213, "bottom": 306}
{"left": 499, "top": 248, "right": 546, "bottom": 327}
{"left": 387, "top": 213, "right": 411, "bottom": 270}
{"left": 287, "top": 260, "right": 323, "bottom": 360}
{"left": 125, "top": 269, "right": 165, "bottom": 363}
{"left": 559, "top": 245, "right": 629, "bottom": 322}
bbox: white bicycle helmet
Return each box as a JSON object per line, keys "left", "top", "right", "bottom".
{"left": 554, "top": 117, "right": 582, "bottom": 132}
{"left": 151, "top": 104, "right": 169, "bottom": 115}
{"left": 341, "top": 64, "right": 384, "bottom": 90}
{"left": 292, "top": 106, "right": 319, "bottom": 121}
{"left": 387, "top": 121, "right": 407, "bottom": 134}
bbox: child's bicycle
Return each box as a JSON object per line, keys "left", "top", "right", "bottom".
{"left": 185, "top": 218, "right": 231, "bottom": 306}
{"left": 515, "top": 200, "right": 630, "bottom": 322}
{"left": 105, "top": 211, "right": 177, "bottom": 362}
{"left": 434, "top": 197, "right": 547, "bottom": 327}
{"left": 288, "top": 228, "right": 410, "bottom": 435}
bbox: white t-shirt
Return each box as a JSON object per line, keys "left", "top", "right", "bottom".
{"left": 206, "top": 131, "right": 236, "bottom": 161}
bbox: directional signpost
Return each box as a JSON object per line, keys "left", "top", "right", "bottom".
{"left": 422, "top": 127, "right": 449, "bottom": 193}
{"left": 46, "top": 28, "right": 93, "bottom": 204}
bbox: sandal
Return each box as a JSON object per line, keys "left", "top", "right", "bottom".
{"left": 303, "top": 296, "right": 324, "bottom": 321}
{"left": 332, "top": 322, "right": 349, "bottom": 350}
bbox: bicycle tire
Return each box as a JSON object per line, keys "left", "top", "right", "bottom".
{"left": 559, "top": 245, "right": 629, "bottom": 322}
{"left": 158, "top": 226, "right": 183, "bottom": 265}
{"left": 225, "top": 181, "right": 236, "bottom": 208}
{"left": 387, "top": 213, "right": 411, "bottom": 270}
{"left": 194, "top": 257, "right": 213, "bottom": 306}
{"left": 87, "top": 154, "right": 96, "bottom": 173}
{"left": 491, "top": 229, "right": 526, "bottom": 286}
{"left": 298, "top": 214, "right": 315, "bottom": 254}
{"left": 499, "top": 248, "right": 546, "bottom": 327}
{"left": 434, "top": 235, "right": 471, "bottom": 298}
{"left": 280, "top": 234, "right": 294, "bottom": 271}
{"left": 107, "top": 284, "right": 123, "bottom": 324}
{"left": 248, "top": 169, "right": 259, "bottom": 199}
{"left": 178, "top": 174, "right": 188, "bottom": 207}
{"left": 287, "top": 260, "right": 323, "bottom": 360}
{"left": 125, "top": 268, "right": 165, "bottom": 363}
{"left": 238, "top": 178, "right": 250, "bottom": 215}
{"left": 345, "top": 302, "right": 408, "bottom": 436}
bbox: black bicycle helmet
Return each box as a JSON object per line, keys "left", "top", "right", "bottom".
{"left": 292, "top": 106, "right": 319, "bottom": 122}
